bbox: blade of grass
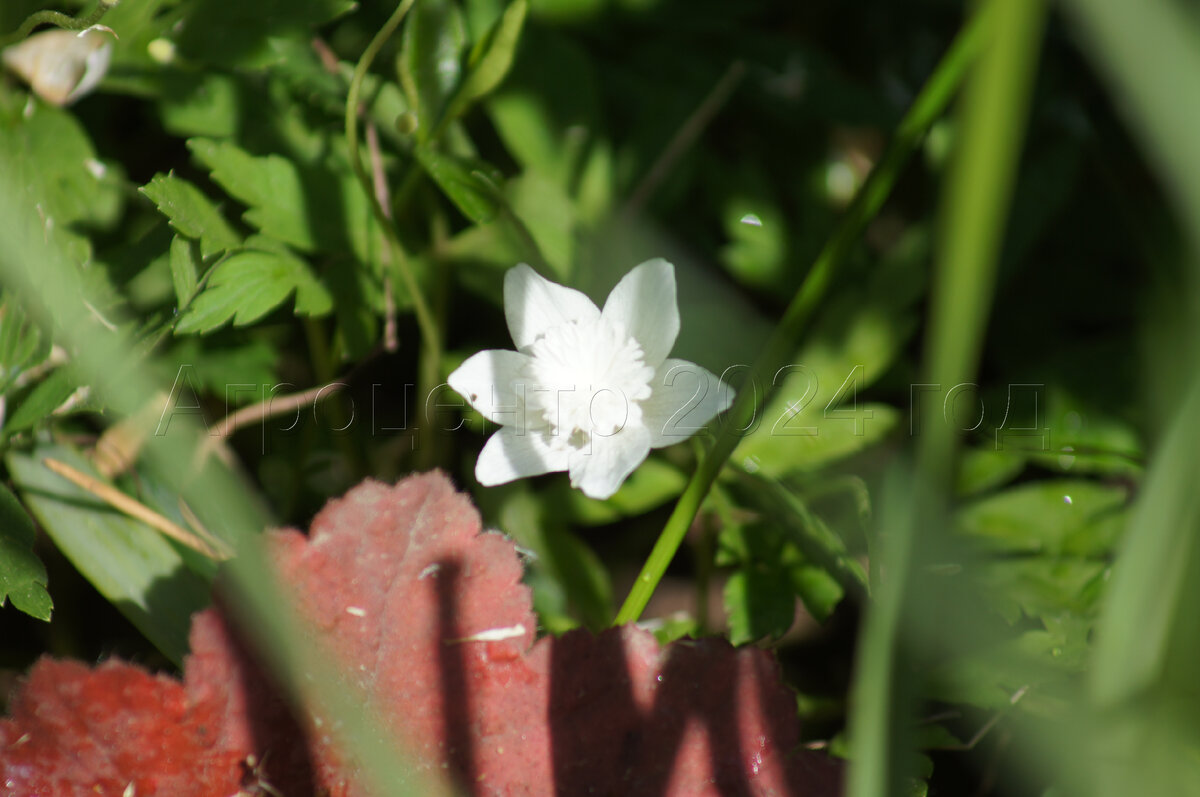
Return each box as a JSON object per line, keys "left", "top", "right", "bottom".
{"left": 1062, "top": 0, "right": 1200, "bottom": 708}
{"left": 614, "top": 1, "right": 997, "bottom": 626}
{"left": 845, "top": 1, "right": 1046, "bottom": 795}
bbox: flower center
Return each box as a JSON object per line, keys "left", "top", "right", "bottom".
{"left": 524, "top": 315, "right": 654, "bottom": 447}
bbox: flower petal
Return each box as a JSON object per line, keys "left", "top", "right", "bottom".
{"left": 505, "top": 264, "right": 600, "bottom": 351}
{"left": 447, "top": 349, "right": 531, "bottom": 426}
{"left": 600, "top": 258, "right": 679, "bottom": 369}
{"left": 568, "top": 424, "right": 652, "bottom": 500}
{"left": 641, "top": 359, "right": 734, "bottom": 449}
{"left": 476, "top": 426, "right": 570, "bottom": 486}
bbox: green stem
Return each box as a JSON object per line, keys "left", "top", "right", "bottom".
{"left": 0, "top": 0, "right": 118, "bottom": 48}
{"left": 613, "top": 4, "right": 996, "bottom": 626}
{"left": 846, "top": 1, "right": 1046, "bottom": 795}
{"left": 345, "top": 0, "right": 441, "bottom": 380}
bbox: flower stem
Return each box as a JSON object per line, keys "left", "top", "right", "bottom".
{"left": 613, "top": 4, "right": 996, "bottom": 626}
{"left": 0, "top": 0, "right": 118, "bottom": 48}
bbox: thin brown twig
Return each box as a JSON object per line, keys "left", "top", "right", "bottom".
{"left": 367, "top": 122, "right": 399, "bottom": 353}
{"left": 622, "top": 60, "right": 747, "bottom": 218}
{"left": 202, "top": 382, "right": 343, "bottom": 448}
{"left": 43, "top": 457, "right": 231, "bottom": 560}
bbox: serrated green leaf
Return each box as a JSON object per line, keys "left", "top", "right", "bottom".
{"left": 169, "top": 234, "right": 201, "bottom": 307}
{"left": 188, "top": 139, "right": 310, "bottom": 247}
{"left": 5, "top": 368, "right": 78, "bottom": 436}
{"left": 415, "top": 145, "right": 504, "bottom": 223}
{"left": 400, "top": 0, "right": 467, "bottom": 142}
{"left": 446, "top": 0, "right": 527, "bottom": 121}
{"left": 0, "top": 482, "right": 52, "bottom": 621}
{"left": 7, "top": 444, "right": 211, "bottom": 664}
{"left": 188, "top": 138, "right": 376, "bottom": 265}
{"left": 725, "top": 566, "right": 795, "bottom": 645}
{"left": 140, "top": 173, "right": 242, "bottom": 258}
{"left": 176, "top": 249, "right": 333, "bottom": 334}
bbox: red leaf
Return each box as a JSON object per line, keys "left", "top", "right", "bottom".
{"left": 1, "top": 472, "right": 841, "bottom": 796}
{"left": 0, "top": 659, "right": 243, "bottom": 796}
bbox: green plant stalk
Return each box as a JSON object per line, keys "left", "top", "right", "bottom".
{"left": 613, "top": 3, "right": 997, "bottom": 626}
{"left": 0, "top": 0, "right": 118, "bottom": 48}
{"left": 845, "top": 1, "right": 1046, "bottom": 795}
{"left": 345, "top": 0, "right": 444, "bottom": 453}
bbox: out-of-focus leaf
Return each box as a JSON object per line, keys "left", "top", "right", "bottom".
{"left": 721, "top": 192, "right": 789, "bottom": 290}
{"left": 158, "top": 338, "right": 278, "bottom": 401}
{"left": 157, "top": 71, "right": 240, "bottom": 138}
{"left": 0, "top": 300, "right": 49, "bottom": 397}
{"left": 175, "top": 0, "right": 356, "bottom": 68}
{"left": 445, "top": 0, "right": 528, "bottom": 120}
{"left": 139, "top": 173, "right": 241, "bottom": 258}
{"left": 400, "top": 0, "right": 467, "bottom": 141}
{"left": 4, "top": 368, "right": 77, "bottom": 435}
{"left": 0, "top": 102, "right": 123, "bottom": 232}
{"left": 486, "top": 27, "right": 603, "bottom": 186}
{"left": 176, "top": 248, "right": 333, "bottom": 334}
{"left": 414, "top": 145, "right": 503, "bottom": 224}
{"left": 6, "top": 444, "right": 211, "bottom": 665}
{"left": 956, "top": 479, "right": 1128, "bottom": 556}
{"left": 0, "top": 483, "right": 52, "bottom": 621}
{"left": 956, "top": 448, "right": 1026, "bottom": 496}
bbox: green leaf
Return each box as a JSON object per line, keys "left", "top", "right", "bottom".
{"left": 956, "top": 479, "right": 1128, "bottom": 557}
{"left": 956, "top": 448, "right": 1026, "bottom": 496}
{"left": 157, "top": 71, "right": 241, "bottom": 138}
{"left": 734, "top": 238, "right": 924, "bottom": 476}
{"left": 4, "top": 368, "right": 78, "bottom": 435}
{"left": 415, "top": 145, "right": 504, "bottom": 223}
{"left": 0, "top": 482, "right": 52, "bottom": 621}
{"left": 176, "top": 248, "right": 333, "bottom": 334}
{"left": 0, "top": 299, "right": 49, "bottom": 396}
{"left": 176, "top": 0, "right": 356, "bottom": 68}
{"left": 140, "top": 173, "right": 242, "bottom": 258}
{"left": 446, "top": 0, "right": 528, "bottom": 121}
{"left": 399, "top": 0, "right": 467, "bottom": 142}
{"left": 188, "top": 138, "right": 375, "bottom": 265}
{"left": 725, "top": 566, "right": 795, "bottom": 645}
{"left": 169, "top": 234, "right": 201, "bottom": 307}
{"left": 6, "top": 444, "right": 211, "bottom": 664}
{"left": 486, "top": 27, "right": 603, "bottom": 185}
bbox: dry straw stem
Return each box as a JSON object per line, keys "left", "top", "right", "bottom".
{"left": 43, "top": 456, "right": 232, "bottom": 561}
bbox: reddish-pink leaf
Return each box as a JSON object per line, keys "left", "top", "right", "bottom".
{"left": 0, "top": 658, "right": 243, "bottom": 796}
{"left": 1, "top": 472, "right": 841, "bottom": 796}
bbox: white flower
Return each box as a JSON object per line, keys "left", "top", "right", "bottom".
{"left": 448, "top": 259, "right": 733, "bottom": 500}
